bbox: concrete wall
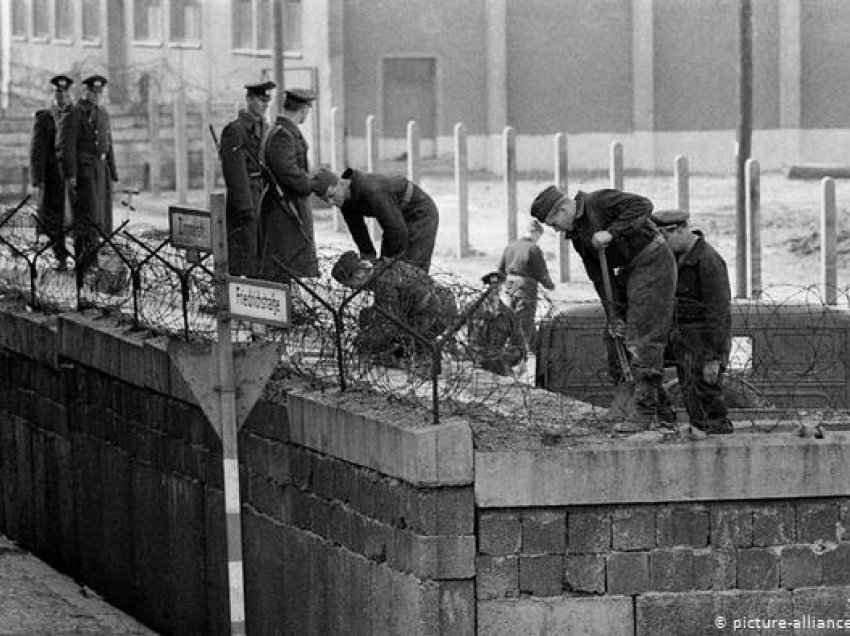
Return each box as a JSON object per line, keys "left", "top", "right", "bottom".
{"left": 0, "top": 304, "right": 475, "bottom": 636}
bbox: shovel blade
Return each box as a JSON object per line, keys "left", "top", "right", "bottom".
{"left": 608, "top": 381, "right": 636, "bottom": 420}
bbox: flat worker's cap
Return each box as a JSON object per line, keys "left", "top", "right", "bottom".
{"left": 331, "top": 250, "right": 369, "bottom": 284}
{"left": 49, "top": 74, "right": 74, "bottom": 91}
{"left": 530, "top": 185, "right": 569, "bottom": 223}
{"left": 81, "top": 75, "right": 108, "bottom": 91}
{"left": 284, "top": 88, "right": 318, "bottom": 104}
{"left": 650, "top": 209, "right": 690, "bottom": 228}
{"left": 245, "top": 80, "right": 276, "bottom": 101}
{"left": 310, "top": 168, "right": 339, "bottom": 197}
{"left": 481, "top": 271, "right": 506, "bottom": 286}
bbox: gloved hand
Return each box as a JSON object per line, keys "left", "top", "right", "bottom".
{"left": 592, "top": 230, "right": 613, "bottom": 248}
{"left": 608, "top": 317, "right": 626, "bottom": 339}
{"left": 703, "top": 359, "right": 721, "bottom": 385}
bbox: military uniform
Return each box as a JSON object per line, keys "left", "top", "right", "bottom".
{"left": 220, "top": 81, "right": 275, "bottom": 276}
{"left": 532, "top": 187, "right": 677, "bottom": 420}
{"left": 57, "top": 74, "right": 117, "bottom": 274}
{"left": 336, "top": 169, "right": 439, "bottom": 273}
{"left": 30, "top": 74, "right": 73, "bottom": 266}
{"left": 654, "top": 210, "right": 732, "bottom": 432}
{"left": 259, "top": 88, "right": 318, "bottom": 281}
{"left": 498, "top": 233, "right": 554, "bottom": 348}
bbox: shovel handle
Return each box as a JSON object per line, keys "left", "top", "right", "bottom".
{"left": 597, "top": 246, "right": 634, "bottom": 383}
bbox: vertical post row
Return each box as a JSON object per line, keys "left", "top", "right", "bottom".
{"left": 821, "top": 177, "right": 838, "bottom": 305}
{"left": 455, "top": 122, "right": 469, "bottom": 258}
{"left": 174, "top": 88, "right": 188, "bottom": 204}
{"left": 209, "top": 192, "right": 247, "bottom": 636}
{"left": 674, "top": 154, "right": 689, "bottom": 212}
{"left": 554, "top": 132, "right": 570, "bottom": 282}
{"left": 610, "top": 141, "right": 624, "bottom": 190}
{"left": 366, "top": 115, "right": 381, "bottom": 243}
{"left": 407, "top": 120, "right": 420, "bottom": 184}
{"left": 148, "top": 80, "right": 161, "bottom": 197}
{"left": 745, "top": 158, "right": 761, "bottom": 299}
{"left": 330, "top": 107, "right": 344, "bottom": 232}
{"left": 504, "top": 126, "right": 517, "bottom": 242}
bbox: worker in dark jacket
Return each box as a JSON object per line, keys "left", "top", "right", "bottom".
{"left": 531, "top": 185, "right": 677, "bottom": 428}
{"left": 30, "top": 74, "right": 73, "bottom": 269}
{"left": 653, "top": 210, "right": 733, "bottom": 435}
{"left": 331, "top": 251, "right": 456, "bottom": 366}
{"left": 259, "top": 88, "right": 319, "bottom": 280}
{"left": 219, "top": 80, "right": 274, "bottom": 276}
{"left": 498, "top": 218, "right": 555, "bottom": 348}
{"left": 468, "top": 272, "right": 527, "bottom": 376}
{"left": 57, "top": 74, "right": 117, "bottom": 275}
{"left": 311, "top": 167, "right": 439, "bottom": 272}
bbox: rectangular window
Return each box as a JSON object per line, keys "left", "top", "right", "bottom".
{"left": 232, "top": 0, "right": 252, "bottom": 49}
{"left": 134, "top": 0, "right": 162, "bottom": 41}
{"left": 12, "top": 0, "right": 27, "bottom": 37}
{"left": 170, "top": 0, "right": 201, "bottom": 43}
{"left": 82, "top": 0, "right": 101, "bottom": 41}
{"left": 33, "top": 0, "right": 50, "bottom": 38}
{"left": 231, "top": 0, "right": 301, "bottom": 53}
{"left": 55, "top": 0, "right": 73, "bottom": 40}
{"left": 256, "top": 0, "right": 272, "bottom": 50}
{"left": 284, "top": 0, "right": 302, "bottom": 52}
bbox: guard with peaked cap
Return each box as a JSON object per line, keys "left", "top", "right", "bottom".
{"left": 30, "top": 74, "right": 76, "bottom": 269}
{"left": 257, "top": 86, "right": 320, "bottom": 281}
{"left": 57, "top": 72, "right": 117, "bottom": 275}
{"left": 218, "top": 78, "right": 276, "bottom": 276}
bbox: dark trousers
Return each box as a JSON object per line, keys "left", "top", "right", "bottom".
{"left": 405, "top": 203, "right": 439, "bottom": 273}
{"left": 674, "top": 347, "right": 728, "bottom": 427}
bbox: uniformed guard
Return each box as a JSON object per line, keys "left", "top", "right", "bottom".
{"left": 219, "top": 80, "right": 275, "bottom": 276}
{"left": 652, "top": 209, "right": 733, "bottom": 435}
{"left": 57, "top": 73, "right": 118, "bottom": 275}
{"left": 258, "top": 87, "right": 319, "bottom": 280}
{"left": 30, "top": 74, "right": 74, "bottom": 270}
{"left": 497, "top": 218, "right": 555, "bottom": 349}
{"left": 311, "top": 166, "right": 440, "bottom": 273}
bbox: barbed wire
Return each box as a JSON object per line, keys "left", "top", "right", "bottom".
{"left": 2, "top": 197, "right": 850, "bottom": 442}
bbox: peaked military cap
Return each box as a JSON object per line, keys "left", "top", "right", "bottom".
{"left": 245, "top": 80, "right": 276, "bottom": 102}
{"left": 284, "top": 88, "right": 318, "bottom": 104}
{"left": 81, "top": 75, "right": 108, "bottom": 91}
{"left": 650, "top": 209, "right": 690, "bottom": 228}
{"left": 49, "top": 74, "right": 74, "bottom": 91}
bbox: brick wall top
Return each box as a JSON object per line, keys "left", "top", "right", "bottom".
{"left": 476, "top": 433, "right": 850, "bottom": 507}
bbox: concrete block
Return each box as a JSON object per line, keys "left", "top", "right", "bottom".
{"left": 797, "top": 500, "right": 839, "bottom": 543}
{"left": 635, "top": 591, "right": 716, "bottom": 636}
{"left": 267, "top": 440, "right": 290, "bottom": 485}
{"left": 737, "top": 547, "right": 780, "bottom": 589}
{"left": 519, "top": 554, "right": 563, "bottom": 597}
{"left": 793, "top": 585, "right": 850, "bottom": 626}
{"left": 387, "top": 566, "right": 440, "bottom": 636}
{"left": 780, "top": 545, "right": 822, "bottom": 588}
{"left": 612, "top": 507, "right": 655, "bottom": 551}
{"left": 436, "top": 487, "right": 475, "bottom": 535}
{"left": 711, "top": 503, "right": 753, "bottom": 548}
{"left": 287, "top": 390, "right": 305, "bottom": 446}
{"left": 480, "top": 597, "right": 633, "bottom": 636}
{"left": 479, "top": 511, "right": 521, "bottom": 556}
{"left": 564, "top": 554, "right": 606, "bottom": 594}
{"left": 657, "top": 505, "right": 709, "bottom": 548}
{"left": 477, "top": 556, "right": 519, "bottom": 600}
{"left": 478, "top": 599, "right": 546, "bottom": 636}
{"left": 838, "top": 499, "right": 850, "bottom": 539}
{"left": 715, "top": 589, "right": 792, "bottom": 631}
{"left": 752, "top": 502, "right": 796, "bottom": 546}
{"left": 606, "top": 552, "right": 649, "bottom": 595}
{"left": 692, "top": 548, "right": 736, "bottom": 591}
{"left": 435, "top": 417, "right": 473, "bottom": 484}
{"left": 649, "top": 548, "right": 693, "bottom": 592}
{"left": 568, "top": 509, "right": 611, "bottom": 554}
{"left": 439, "top": 580, "right": 474, "bottom": 636}
{"left": 522, "top": 510, "right": 566, "bottom": 555}
{"left": 823, "top": 542, "right": 850, "bottom": 585}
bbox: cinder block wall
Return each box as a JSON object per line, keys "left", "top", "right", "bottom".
{"left": 0, "top": 305, "right": 475, "bottom": 635}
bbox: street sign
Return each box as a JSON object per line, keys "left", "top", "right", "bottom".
{"left": 169, "top": 206, "right": 212, "bottom": 251}
{"left": 227, "top": 277, "right": 291, "bottom": 326}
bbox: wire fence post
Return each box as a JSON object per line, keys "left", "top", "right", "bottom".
{"left": 554, "top": 132, "right": 570, "bottom": 282}
{"left": 821, "top": 176, "right": 837, "bottom": 305}
{"left": 745, "top": 158, "right": 761, "bottom": 299}
{"left": 610, "top": 140, "right": 624, "bottom": 190}
{"left": 330, "top": 106, "right": 345, "bottom": 232}
{"left": 455, "top": 122, "right": 469, "bottom": 258}
{"left": 366, "top": 114, "right": 381, "bottom": 243}
{"left": 504, "top": 126, "right": 517, "bottom": 242}
{"left": 407, "top": 120, "right": 420, "bottom": 184}
{"left": 675, "top": 154, "right": 689, "bottom": 212}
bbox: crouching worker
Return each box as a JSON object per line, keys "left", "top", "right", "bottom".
{"left": 468, "top": 272, "right": 527, "bottom": 376}
{"left": 331, "top": 251, "right": 457, "bottom": 367}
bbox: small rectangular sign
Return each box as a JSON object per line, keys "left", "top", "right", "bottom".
{"left": 227, "top": 277, "right": 291, "bottom": 327}
{"left": 169, "top": 206, "right": 212, "bottom": 251}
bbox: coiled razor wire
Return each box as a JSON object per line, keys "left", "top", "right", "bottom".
{"left": 3, "top": 197, "right": 850, "bottom": 440}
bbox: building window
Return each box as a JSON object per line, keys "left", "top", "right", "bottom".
{"left": 170, "top": 0, "right": 201, "bottom": 43}
{"left": 55, "top": 0, "right": 73, "bottom": 40}
{"left": 33, "top": 0, "right": 50, "bottom": 38}
{"left": 134, "top": 0, "right": 163, "bottom": 42}
{"left": 232, "top": 0, "right": 301, "bottom": 54}
{"left": 12, "top": 0, "right": 27, "bottom": 37}
{"left": 82, "top": 0, "right": 101, "bottom": 41}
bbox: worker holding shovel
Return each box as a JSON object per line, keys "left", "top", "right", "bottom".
{"left": 531, "top": 185, "right": 677, "bottom": 431}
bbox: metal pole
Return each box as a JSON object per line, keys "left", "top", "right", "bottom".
{"left": 407, "top": 120, "right": 420, "bottom": 184}
{"left": 554, "top": 132, "right": 570, "bottom": 282}
{"left": 273, "top": 0, "right": 285, "bottom": 115}
{"left": 504, "top": 126, "right": 517, "bottom": 242}
{"left": 454, "top": 122, "right": 469, "bottom": 258}
{"left": 210, "top": 192, "right": 247, "bottom": 635}
{"left": 821, "top": 177, "right": 837, "bottom": 305}
{"left": 674, "top": 154, "right": 689, "bottom": 212}
{"left": 745, "top": 158, "right": 760, "bottom": 299}
{"left": 736, "top": 0, "right": 753, "bottom": 298}
{"left": 610, "top": 141, "right": 623, "bottom": 190}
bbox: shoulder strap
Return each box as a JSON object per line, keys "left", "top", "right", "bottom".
{"left": 262, "top": 122, "right": 283, "bottom": 167}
